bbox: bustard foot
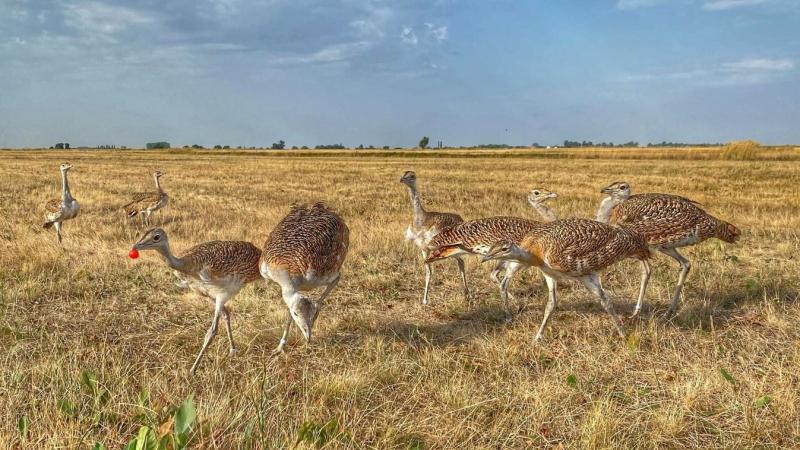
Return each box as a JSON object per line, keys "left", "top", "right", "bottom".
{"left": 229, "top": 346, "right": 237, "bottom": 356}
{"left": 271, "top": 339, "right": 288, "bottom": 356}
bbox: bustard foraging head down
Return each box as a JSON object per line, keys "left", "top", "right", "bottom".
{"left": 260, "top": 202, "right": 349, "bottom": 353}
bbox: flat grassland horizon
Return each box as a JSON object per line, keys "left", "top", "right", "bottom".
{"left": 1, "top": 148, "right": 799, "bottom": 448}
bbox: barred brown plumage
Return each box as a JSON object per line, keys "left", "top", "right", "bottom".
{"left": 260, "top": 202, "right": 349, "bottom": 354}
{"left": 400, "top": 171, "right": 469, "bottom": 305}
{"left": 42, "top": 162, "right": 80, "bottom": 244}
{"left": 597, "top": 181, "right": 741, "bottom": 314}
{"left": 426, "top": 216, "right": 541, "bottom": 317}
{"left": 483, "top": 218, "right": 652, "bottom": 340}
{"left": 131, "top": 228, "right": 262, "bottom": 374}
{"left": 122, "top": 171, "right": 168, "bottom": 224}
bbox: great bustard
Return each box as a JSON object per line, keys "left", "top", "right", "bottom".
{"left": 425, "top": 216, "right": 541, "bottom": 318}
{"left": 130, "top": 228, "right": 262, "bottom": 374}
{"left": 596, "top": 181, "right": 740, "bottom": 316}
{"left": 123, "top": 170, "right": 168, "bottom": 224}
{"left": 400, "top": 171, "right": 469, "bottom": 305}
{"left": 43, "top": 162, "right": 80, "bottom": 243}
{"left": 482, "top": 218, "right": 652, "bottom": 340}
{"left": 259, "top": 203, "right": 349, "bottom": 354}
{"left": 527, "top": 188, "right": 559, "bottom": 222}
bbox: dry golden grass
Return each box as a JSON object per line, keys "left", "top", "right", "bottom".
{"left": 1, "top": 148, "right": 799, "bottom": 449}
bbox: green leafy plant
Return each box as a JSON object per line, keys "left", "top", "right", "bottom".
{"left": 17, "top": 415, "right": 29, "bottom": 440}
{"left": 121, "top": 395, "right": 197, "bottom": 450}
{"left": 719, "top": 368, "right": 736, "bottom": 385}
{"left": 754, "top": 395, "right": 773, "bottom": 409}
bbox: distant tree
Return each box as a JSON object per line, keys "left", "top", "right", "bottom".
{"left": 382, "top": 145, "right": 390, "bottom": 149}
{"left": 64, "top": 143, "right": 70, "bottom": 149}
{"left": 146, "top": 141, "right": 170, "bottom": 149}
{"left": 357, "top": 144, "right": 364, "bottom": 149}
{"left": 55, "top": 143, "right": 64, "bottom": 149}
{"left": 213, "top": 145, "right": 222, "bottom": 149}
{"left": 223, "top": 145, "right": 230, "bottom": 149}
{"left": 368, "top": 145, "right": 375, "bottom": 149}
{"left": 301, "top": 145, "right": 309, "bottom": 149}
{"left": 419, "top": 136, "right": 429, "bottom": 149}
{"left": 191, "top": 144, "right": 204, "bottom": 149}
{"left": 314, "top": 144, "right": 346, "bottom": 149}
{"left": 271, "top": 140, "right": 286, "bottom": 150}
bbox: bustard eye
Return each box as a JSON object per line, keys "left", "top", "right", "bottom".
{"left": 153, "top": 235, "right": 161, "bottom": 242}
{"left": 533, "top": 191, "right": 540, "bottom": 195}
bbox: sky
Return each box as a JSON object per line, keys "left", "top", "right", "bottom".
{"left": 1, "top": 0, "right": 799, "bottom": 148}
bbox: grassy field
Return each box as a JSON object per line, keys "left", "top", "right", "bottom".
{"left": 1, "top": 148, "right": 799, "bottom": 448}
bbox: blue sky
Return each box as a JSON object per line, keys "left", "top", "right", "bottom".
{"left": 1, "top": 0, "right": 798, "bottom": 148}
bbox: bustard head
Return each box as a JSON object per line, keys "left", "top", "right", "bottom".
{"left": 399, "top": 171, "right": 417, "bottom": 187}
{"left": 601, "top": 181, "right": 631, "bottom": 200}
{"left": 481, "top": 239, "right": 526, "bottom": 264}
{"left": 528, "top": 188, "right": 558, "bottom": 205}
{"left": 59, "top": 162, "right": 73, "bottom": 172}
{"left": 286, "top": 294, "right": 320, "bottom": 342}
{"left": 154, "top": 170, "right": 164, "bottom": 178}
{"left": 425, "top": 244, "right": 467, "bottom": 263}
{"left": 132, "top": 228, "right": 169, "bottom": 251}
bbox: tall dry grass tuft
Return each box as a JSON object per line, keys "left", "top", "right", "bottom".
{"left": 720, "top": 140, "right": 764, "bottom": 160}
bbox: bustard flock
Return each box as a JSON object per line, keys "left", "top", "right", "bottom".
{"left": 40, "top": 163, "right": 740, "bottom": 373}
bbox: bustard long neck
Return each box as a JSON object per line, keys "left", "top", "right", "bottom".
{"left": 531, "top": 202, "right": 558, "bottom": 222}
{"left": 61, "top": 170, "right": 73, "bottom": 202}
{"left": 406, "top": 181, "right": 426, "bottom": 225}
{"left": 154, "top": 239, "right": 187, "bottom": 272}
{"left": 154, "top": 174, "right": 163, "bottom": 193}
{"left": 596, "top": 197, "right": 618, "bottom": 223}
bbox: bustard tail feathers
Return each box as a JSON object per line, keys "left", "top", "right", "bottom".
{"left": 42, "top": 221, "right": 54, "bottom": 229}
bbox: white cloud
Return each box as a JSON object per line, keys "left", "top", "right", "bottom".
{"left": 63, "top": 2, "right": 155, "bottom": 34}
{"left": 272, "top": 41, "right": 372, "bottom": 65}
{"left": 703, "top": 0, "right": 768, "bottom": 10}
{"left": 425, "top": 23, "right": 448, "bottom": 42}
{"left": 622, "top": 57, "right": 795, "bottom": 86}
{"left": 400, "top": 26, "right": 418, "bottom": 45}
{"left": 616, "top": 0, "right": 668, "bottom": 10}
{"left": 723, "top": 58, "right": 795, "bottom": 71}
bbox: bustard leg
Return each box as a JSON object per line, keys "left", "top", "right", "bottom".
{"left": 54, "top": 222, "right": 62, "bottom": 244}
{"left": 455, "top": 257, "right": 470, "bottom": 304}
{"left": 580, "top": 273, "right": 625, "bottom": 338}
{"left": 272, "top": 310, "right": 293, "bottom": 355}
{"left": 490, "top": 261, "right": 504, "bottom": 285}
{"left": 221, "top": 306, "right": 236, "bottom": 355}
{"left": 191, "top": 296, "right": 225, "bottom": 374}
{"left": 630, "top": 259, "right": 652, "bottom": 319}
{"left": 661, "top": 248, "right": 691, "bottom": 315}
{"left": 422, "top": 262, "right": 433, "bottom": 305}
{"left": 534, "top": 273, "right": 558, "bottom": 341}
{"left": 500, "top": 262, "right": 523, "bottom": 321}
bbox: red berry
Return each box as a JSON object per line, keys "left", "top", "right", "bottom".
{"left": 129, "top": 248, "right": 139, "bottom": 259}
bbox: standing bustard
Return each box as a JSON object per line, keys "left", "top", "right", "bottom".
{"left": 400, "top": 171, "right": 469, "bottom": 305}
{"left": 130, "top": 228, "right": 262, "bottom": 374}
{"left": 123, "top": 170, "right": 168, "bottom": 224}
{"left": 482, "top": 218, "right": 652, "bottom": 340}
{"left": 43, "top": 162, "right": 80, "bottom": 243}
{"left": 260, "top": 203, "right": 349, "bottom": 354}
{"left": 597, "top": 181, "right": 740, "bottom": 316}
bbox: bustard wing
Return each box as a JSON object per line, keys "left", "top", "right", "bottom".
{"left": 262, "top": 203, "right": 349, "bottom": 277}
{"left": 612, "top": 193, "right": 713, "bottom": 246}
{"left": 45, "top": 198, "right": 62, "bottom": 214}
{"left": 123, "top": 191, "right": 160, "bottom": 215}
{"left": 533, "top": 219, "right": 647, "bottom": 275}
{"left": 182, "top": 241, "right": 263, "bottom": 284}
{"left": 424, "top": 211, "right": 463, "bottom": 232}
{"left": 429, "top": 216, "right": 540, "bottom": 255}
